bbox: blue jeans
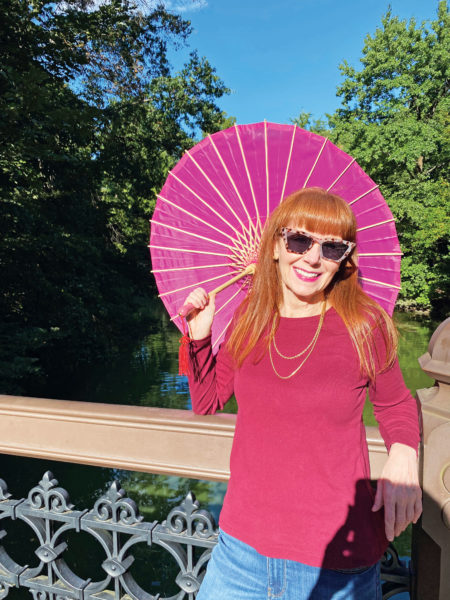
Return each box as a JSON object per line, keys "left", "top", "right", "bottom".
{"left": 197, "top": 529, "right": 382, "bottom": 600}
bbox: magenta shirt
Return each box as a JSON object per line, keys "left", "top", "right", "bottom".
{"left": 188, "top": 307, "right": 421, "bottom": 569}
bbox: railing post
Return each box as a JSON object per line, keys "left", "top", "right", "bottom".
{"left": 412, "top": 317, "right": 450, "bottom": 600}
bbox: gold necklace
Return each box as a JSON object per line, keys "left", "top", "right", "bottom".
{"left": 269, "top": 301, "right": 326, "bottom": 379}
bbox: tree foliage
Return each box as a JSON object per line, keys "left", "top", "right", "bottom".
{"left": 0, "top": 0, "right": 229, "bottom": 394}
{"left": 329, "top": 1, "right": 449, "bottom": 314}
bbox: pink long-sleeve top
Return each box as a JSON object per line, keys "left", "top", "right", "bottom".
{"left": 188, "top": 307, "right": 421, "bottom": 569}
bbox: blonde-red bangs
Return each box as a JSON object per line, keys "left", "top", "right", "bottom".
{"left": 271, "top": 188, "right": 356, "bottom": 242}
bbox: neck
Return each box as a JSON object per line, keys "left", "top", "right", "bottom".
{"left": 279, "top": 295, "right": 326, "bottom": 318}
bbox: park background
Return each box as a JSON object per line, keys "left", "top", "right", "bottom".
{"left": 1, "top": 0, "right": 448, "bottom": 397}
{"left": 0, "top": 1, "right": 448, "bottom": 593}
{"left": 1, "top": 0, "right": 448, "bottom": 396}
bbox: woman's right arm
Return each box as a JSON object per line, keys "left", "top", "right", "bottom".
{"left": 184, "top": 288, "right": 235, "bottom": 415}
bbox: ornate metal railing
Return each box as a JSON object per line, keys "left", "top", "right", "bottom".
{"left": 0, "top": 472, "right": 216, "bottom": 600}
{"left": 0, "top": 471, "right": 410, "bottom": 600}
{"left": 1, "top": 316, "right": 449, "bottom": 599}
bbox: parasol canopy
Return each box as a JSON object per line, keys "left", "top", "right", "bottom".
{"left": 150, "top": 122, "right": 402, "bottom": 352}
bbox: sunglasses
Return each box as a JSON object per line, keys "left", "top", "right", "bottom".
{"left": 280, "top": 227, "right": 356, "bottom": 263}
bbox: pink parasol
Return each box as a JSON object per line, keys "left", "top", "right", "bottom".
{"left": 150, "top": 122, "right": 401, "bottom": 353}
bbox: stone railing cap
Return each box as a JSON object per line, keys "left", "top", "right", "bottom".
{"left": 419, "top": 317, "right": 450, "bottom": 384}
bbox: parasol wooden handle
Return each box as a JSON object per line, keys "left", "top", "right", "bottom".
{"left": 178, "top": 263, "right": 256, "bottom": 318}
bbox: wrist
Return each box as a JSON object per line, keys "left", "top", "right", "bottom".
{"left": 189, "top": 326, "right": 212, "bottom": 340}
{"left": 389, "top": 442, "right": 417, "bottom": 459}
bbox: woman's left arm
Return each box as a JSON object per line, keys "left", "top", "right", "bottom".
{"left": 369, "top": 323, "right": 422, "bottom": 541}
{"left": 372, "top": 442, "right": 422, "bottom": 541}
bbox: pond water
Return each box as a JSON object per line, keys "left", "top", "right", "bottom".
{"left": 0, "top": 306, "right": 439, "bottom": 597}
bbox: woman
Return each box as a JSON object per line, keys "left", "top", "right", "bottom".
{"left": 184, "top": 188, "right": 421, "bottom": 600}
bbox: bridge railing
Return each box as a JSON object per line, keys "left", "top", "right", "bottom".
{"left": 0, "top": 316, "right": 448, "bottom": 599}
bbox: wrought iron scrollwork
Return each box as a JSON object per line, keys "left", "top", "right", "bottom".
{"left": 93, "top": 480, "right": 142, "bottom": 526}
{"left": 28, "top": 472, "right": 74, "bottom": 513}
{"left": 0, "top": 472, "right": 218, "bottom": 599}
{"left": 0, "top": 471, "right": 411, "bottom": 599}
{"left": 380, "top": 543, "right": 412, "bottom": 599}
{"left": 164, "top": 492, "right": 216, "bottom": 539}
{"left": 0, "top": 482, "right": 11, "bottom": 502}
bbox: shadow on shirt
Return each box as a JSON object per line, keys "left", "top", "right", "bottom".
{"left": 308, "top": 478, "right": 386, "bottom": 598}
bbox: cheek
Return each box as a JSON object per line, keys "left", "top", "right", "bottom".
{"left": 324, "top": 263, "right": 340, "bottom": 281}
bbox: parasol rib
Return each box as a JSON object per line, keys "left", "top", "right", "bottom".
{"left": 149, "top": 244, "right": 229, "bottom": 258}
{"left": 211, "top": 263, "right": 255, "bottom": 295}
{"left": 356, "top": 218, "right": 395, "bottom": 232}
{"left": 158, "top": 270, "right": 240, "bottom": 298}
{"left": 152, "top": 263, "right": 231, "bottom": 274}
{"left": 228, "top": 242, "right": 258, "bottom": 268}
{"left": 177, "top": 264, "right": 255, "bottom": 319}
{"left": 208, "top": 135, "right": 255, "bottom": 235}
{"left": 234, "top": 124, "right": 261, "bottom": 232}
{"left": 280, "top": 126, "right": 297, "bottom": 203}
{"left": 265, "top": 120, "right": 270, "bottom": 218}
{"left": 359, "top": 277, "right": 401, "bottom": 290}
{"left": 170, "top": 287, "right": 238, "bottom": 322}
{"left": 214, "top": 279, "right": 249, "bottom": 317}
{"left": 151, "top": 219, "right": 231, "bottom": 249}
{"left": 168, "top": 171, "right": 241, "bottom": 236}
{"left": 327, "top": 158, "right": 356, "bottom": 192}
{"left": 156, "top": 195, "right": 239, "bottom": 245}
{"left": 157, "top": 194, "right": 249, "bottom": 257}
{"left": 359, "top": 252, "right": 403, "bottom": 257}
{"left": 350, "top": 185, "right": 379, "bottom": 205}
{"left": 185, "top": 151, "right": 249, "bottom": 236}
{"left": 303, "top": 138, "right": 328, "bottom": 188}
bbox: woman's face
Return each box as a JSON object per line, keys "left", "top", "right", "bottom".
{"left": 274, "top": 227, "right": 341, "bottom": 307}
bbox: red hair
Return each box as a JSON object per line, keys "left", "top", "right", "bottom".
{"left": 227, "top": 188, "right": 397, "bottom": 381}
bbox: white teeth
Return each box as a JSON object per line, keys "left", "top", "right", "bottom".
{"left": 294, "top": 268, "right": 319, "bottom": 279}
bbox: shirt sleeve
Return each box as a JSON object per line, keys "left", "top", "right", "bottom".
{"left": 369, "top": 325, "right": 422, "bottom": 453}
{"left": 187, "top": 333, "right": 235, "bottom": 415}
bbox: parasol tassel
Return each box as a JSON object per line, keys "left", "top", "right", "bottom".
{"left": 178, "top": 332, "right": 190, "bottom": 377}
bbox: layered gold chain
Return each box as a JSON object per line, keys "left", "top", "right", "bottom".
{"left": 269, "top": 301, "right": 326, "bottom": 379}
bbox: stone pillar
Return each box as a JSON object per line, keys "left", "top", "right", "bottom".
{"left": 412, "top": 317, "right": 450, "bottom": 600}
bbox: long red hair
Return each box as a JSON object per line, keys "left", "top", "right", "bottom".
{"left": 226, "top": 187, "right": 398, "bottom": 381}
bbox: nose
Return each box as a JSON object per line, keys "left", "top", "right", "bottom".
{"left": 303, "top": 241, "right": 321, "bottom": 265}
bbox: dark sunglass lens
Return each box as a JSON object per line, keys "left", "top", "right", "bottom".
{"left": 322, "top": 242, "right": 348, "bottom": 261}
{"left": 287, "top": 233, "right": 312, "bottom": 254}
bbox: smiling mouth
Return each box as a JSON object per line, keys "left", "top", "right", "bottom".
{"left": 293, "top": 267, "right": 321, "bottom": 281}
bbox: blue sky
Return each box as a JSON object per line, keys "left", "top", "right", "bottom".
{"left": 168, "top": 0, "right": 441, "bottom": 125}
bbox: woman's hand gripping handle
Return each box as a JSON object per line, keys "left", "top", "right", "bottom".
{"left": 181, "top": 288, "right": 216, "bottom": 340}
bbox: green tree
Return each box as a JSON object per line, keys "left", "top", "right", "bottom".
{"left": 290, "top": 111, "right": 331, "bottom": 137}
{"left": 97, "top": 51, "right": 230, "bottom": 266}
{"left": 0, "top": 0, "right": 230, "bottom": 394}
{"left": 330, "top": 1, "right": 449, "bottom": 314}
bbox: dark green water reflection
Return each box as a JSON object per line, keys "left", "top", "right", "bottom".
{"left": 0, "top": 308, "right": 439, "bottom": 596}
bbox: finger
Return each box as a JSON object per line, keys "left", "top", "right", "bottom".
{"left": 372, "top": 480, "right": 384, "bottom": 512}
{"left": 186, "top": 289, "right": 209, "bottom": 310}
{"left": 413, "top": 493, "right": 423, "bottom": 524}
{"left": 383, "top": 488, "right": 396, "bottom": 542}
{"left": 405, "top": 491, "right": 417, "bottom": 524}
{"left": 187, "top": 288, "right": 208, "bottom": 302}
{"left": 395, "top": 500, "right": 407, "bottom": 537}
{"left": 185, "top": 292, "right": 201, "bottom": 309}
{"left": 405, "top": 503, "right": 415, "bottom": 525}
